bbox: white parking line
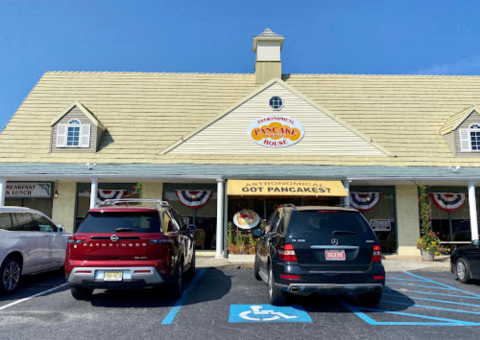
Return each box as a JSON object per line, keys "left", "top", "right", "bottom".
{"left": 0, "top": 283, "right": 67, "bottom": 311}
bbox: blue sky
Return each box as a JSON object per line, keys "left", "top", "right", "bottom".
{"left": 1, "top": 0, "right": 480, "bottom": 129}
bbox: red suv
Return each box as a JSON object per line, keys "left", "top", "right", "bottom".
{"left": 65, "top": 199, "right": 195, "bottom": 300}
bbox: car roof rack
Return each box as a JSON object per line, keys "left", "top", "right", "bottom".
{"left": 96, "top": 199, "right": 170, "bottom": 209}
{"left": 334, "top": 204, "right": 352, "bottom": 208}
{"left": 279, "top": 204, "right": 297, "bottom": 209}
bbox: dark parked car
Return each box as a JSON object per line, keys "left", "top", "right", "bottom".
{"left": 254, "top": 205, "right": 385, "bottom": 306}
{"left": 450, "top": 239, "right": 480, "bottom": 283}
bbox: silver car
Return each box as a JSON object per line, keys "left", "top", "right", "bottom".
{"left": 0, "top": 207, "right": 70, "bottom": 294}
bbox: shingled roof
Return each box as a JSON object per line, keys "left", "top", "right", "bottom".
{"left": 1, "top": 71, "right": 480, "bottom": 167}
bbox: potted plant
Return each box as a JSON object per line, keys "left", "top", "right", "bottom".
{"left": 416, "top": 184, "right": 448, "bottom": 260}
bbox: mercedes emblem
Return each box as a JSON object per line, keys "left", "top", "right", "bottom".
{"left": 331, "top": 238, "right": 339, "bottom": 245}
{"left": 110, "top": 234, "right": 119, "bottom": 242}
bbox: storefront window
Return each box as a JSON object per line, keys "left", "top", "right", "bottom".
{"left": 424, "top": 187, "right": 479, "bottom": 251}
{"left": 76, "top": 183, "right": 138, "bottom": 231}
{"left": 350, "top": 186, "right": 397, "bottom": 254}
{"left": 163, "top": 184, "right": 217, "bottom": 250}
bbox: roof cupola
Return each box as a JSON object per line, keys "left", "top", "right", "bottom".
{"left": 253, "top": 28, "right": 284, "bottom": 84}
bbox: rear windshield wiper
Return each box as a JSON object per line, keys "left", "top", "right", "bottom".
{"left": 332, "top": 230, "right": 357, "bottom": 235}
{"left": 115, "top": 228, "right": 138, "bottom": 232}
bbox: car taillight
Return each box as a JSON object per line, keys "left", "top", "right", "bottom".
{"left": 373, "top": 275, "right": 385, "bottom": 280}
{"left": 68, "top": 236, "right": 88, "bottom": 244}
{"left": 372, "top": 245, "right": 382, "bottom": 262}
{"left": 280, "top": 274, "right": 301, "bottom": 280}
{"left": 278, "top": 244, "right": 298, "bottom": 262}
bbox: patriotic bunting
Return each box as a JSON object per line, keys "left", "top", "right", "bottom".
{"left": 96, "top": 190, "right": 126, "bottom": 203}
{"left": 175, "top": 190, "right": 214, "bottom": 209}
{"left": 430, "top": 193, "right": 467, "bottom": 212}
{"left": 350, "top": 192, "right": 381, "bottom": 212}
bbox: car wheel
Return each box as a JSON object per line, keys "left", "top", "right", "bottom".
{"left": 186, "top": 252, "right": 196, "bottom": 277}
{"left": 456, "top": 258, "right": 471, "bottom": 284}
{"left": 70, "top": 287, "right": 93, "bottom": 300}
{"left": 0, "top": 256, "right": 22, "bottom": 294}
{"left": 254, "top": 255, "right": 262, "bottom": 281}
{"left": 268, "top": 263, "right": 287, "bottom": 306}
{"left": 357, "top": 291, "right": 382, "bottom": 306}
{"left": 170, "top": 259, "right": 184, "bottom": 299}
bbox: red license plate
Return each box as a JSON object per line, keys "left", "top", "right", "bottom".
{"left": 325, "top": 250, "right": 346, "bottom": 261}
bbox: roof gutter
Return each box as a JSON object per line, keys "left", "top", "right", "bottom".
{"left": 347, "top": 176, "right": 480, "bottom": 181}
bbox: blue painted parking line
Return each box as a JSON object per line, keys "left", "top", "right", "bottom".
{"left": 342, "top": 271, "right": 480, "bottom": 326}
{"left": 339, "top": 300, "right": 480, "bottom": 326}
{"left": 229, "top": 305, "right": 312, "bottom": 323}
{"left": 383, "top": 293, "right": 480, "bottom": 308}
{"left": 384, "top": 287, "right": 480, "bottom": 300}
{"left": 161, "top": 269, "right": 206, "bottom": 325}
{"left": 387, "top": 277, "right": 428, "bottom": 283}
{"left": 385, "top": 282, "right": 454, "bottom": 290}
{"left": 405, "top": 271, "right": 480, "bottom": 298}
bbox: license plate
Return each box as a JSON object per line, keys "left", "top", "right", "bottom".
{"left": 104, "top": 271, "right": 123, "bottom": 281}
{"left": 325, "top": 250, "right": 346, "bottom": 261}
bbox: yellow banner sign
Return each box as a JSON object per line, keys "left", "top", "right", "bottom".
{"left": 227, "top": 180, "right": 347, "bottom": 197}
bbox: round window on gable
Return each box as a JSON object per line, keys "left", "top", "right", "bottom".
{"left": 269, "top": 96, "right": 283, "bottom": 110}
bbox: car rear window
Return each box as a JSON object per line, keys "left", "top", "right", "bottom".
{"left": 287, "top": 210, "right": 374, "bottom": 236}
{"left": 77, "top": 211, "right": 161, "bottom": 233}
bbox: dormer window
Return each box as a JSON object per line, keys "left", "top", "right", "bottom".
{"left": 460, "top": 123, "right": 480, "bottom": 152}
{"left": 67, "top": 119, "right": 81, "bottom": 146}
{"left": 56, "top": 119, "right": 90, "bottom": 148}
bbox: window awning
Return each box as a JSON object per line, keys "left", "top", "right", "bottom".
{"left": 227, "top": 180, "right": 347, "bottom": 197}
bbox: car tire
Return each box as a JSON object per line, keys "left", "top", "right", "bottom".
{"left": 456, "top": 258, "right": 471, "bottom": 284}
{"left": 357, "top": 291, "right": 382, "bottom": 306}
{"left": 254, "top": 255, "right": 262, "bottom": 281}
{"left": 170, "top": 259, "right": 184, "bottom": 299}
{"left": 186, "top": 252, "right": 196, "bottom": 277}
{"left": 268, "top": 263, "right": 287, "bottom": 306}
{"left": 0, "top": 256, "right": 22, "bottom": 294}
{"left": 70, "top": 287, "right": 93, "bottom": 300}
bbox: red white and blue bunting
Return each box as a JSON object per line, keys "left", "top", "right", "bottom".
{"left": 430, "top": 193, "right": 467, "bottom": 212}
{"left": 350, "top": 192, "right": 381, "bottom": 212}
{"left": 175, "top": 190, "right": 214, "bottom": 209}
{"left": 96, "top": 190, "right": 126, "bottom": 203}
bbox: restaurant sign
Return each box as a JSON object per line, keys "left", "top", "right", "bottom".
{"left": 248, "top": 116, "right": 304, "bottom": 148}
{"left": 227, "top": 180, "right": 347, "bottom": 197}
{"left": 6, "top": 182, "right": 52, "bottom": 198}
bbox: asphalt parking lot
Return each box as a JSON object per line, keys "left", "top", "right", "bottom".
{"left": 1, "top": 267, "right": 480, "bottom": 340}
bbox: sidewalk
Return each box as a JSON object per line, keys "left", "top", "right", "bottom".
{"left": 196, "top": 254, "right": 451, "bottom": 272}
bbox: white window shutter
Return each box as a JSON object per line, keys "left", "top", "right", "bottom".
{"left": 56, "top": 124, "right": 66, "bottom": 147}
{"left": 80, "top": 124, "right": 90, "bottom": 147}
{"left": 460, "top": 129, "right": 471, "bottom": 152}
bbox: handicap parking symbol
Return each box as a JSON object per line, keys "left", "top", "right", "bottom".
{"left": 229, "top": 305, "right": 312, "bottom": 323}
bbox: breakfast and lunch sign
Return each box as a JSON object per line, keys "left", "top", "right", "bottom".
{"left": 227, "top": 180, "right": 347, "bottom": 197}
{"left": 248, "top": 116, "right": 304, "bottom": 147}
{"left": 5, "top": 182, "right": 52, "bottom": 198}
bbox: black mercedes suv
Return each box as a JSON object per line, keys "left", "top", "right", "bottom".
{"left": 254, "top": 205, "right": 385, "bottom": 306}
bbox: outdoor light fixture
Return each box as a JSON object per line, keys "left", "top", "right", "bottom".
{"left": 54, "top": 190, "right": 59, "bottom": 198}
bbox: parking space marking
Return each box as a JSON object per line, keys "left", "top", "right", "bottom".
{"left": 160, "top": 269, "right": 206, "bottom": 325}
{"left": 339, "top": 300, "right": 480, "bottom": 326}
{"left": 383, "top": 293, "right": 480, "bottom": 308}
{"left": 405, "top": 272, "right": 480, "bottom": 297}
{"left": 229, "top": 304, "right": 312, "bottom": 323}
{"left": 0, "top": 283, "right": 67, "bottom": 311}
{"left": 342, "top": 271, "right": 480, "bottom": 326}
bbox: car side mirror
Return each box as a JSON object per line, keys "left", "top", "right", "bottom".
{"left": 58, "top": 226, "right": 65, "bottom": 233}
{"left": 472, "top": 239, "right": 479, "bottom": 247}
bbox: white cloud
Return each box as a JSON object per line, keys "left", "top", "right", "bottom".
{"left": 416, "top": 55, "right": 480, "bottom": 75}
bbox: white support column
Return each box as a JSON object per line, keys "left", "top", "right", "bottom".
{"left": 0, "top": 178, "right": 6, "bottom": 206}
{"left": 216, "top": 179, "right": 225, "bottom": 258}
{"left": 90, "top": 178, "right": 98, "bottom": 209}
{"left": 343, "top": 180, "right": 351, "bottom": 206}
{"left": 468, "top": 182, "right": 479, "bottom": 241}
